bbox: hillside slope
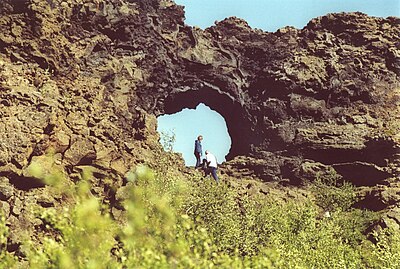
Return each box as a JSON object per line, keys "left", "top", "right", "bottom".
{"left": 0, "top": 0, "right": 399, "bottom": 259}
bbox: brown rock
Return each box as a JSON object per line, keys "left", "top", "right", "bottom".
{"left": 0, "top": 177, "right": 14, "bottom": 200}
{"left": 64, "top": 136, "right": 96, "bottom": 166}
{"left": 0, "top": 0, "right": 399, "bottom": 256}
{"left": 0, "top": 201, "right": 11, "bottom": 217}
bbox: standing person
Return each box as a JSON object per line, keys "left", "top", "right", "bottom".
{"left": 194, "top": 135, "right": 203, "bottom": 168}
{"left": 205, "top": 150, "right": 219, "bottom": 183}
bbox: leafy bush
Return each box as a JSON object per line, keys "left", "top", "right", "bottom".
{"left": 311, "top": 173, "right": 357, "bottom": 212}
{"left": 0, "top": 160, "right": 399, "bottom": 268}
{"left": 27, "top": 171, "right": 119, "bottom": 269}
{"left": 159, "top": 129, "right": 176, "bottom": 152}
{"left": 362, "top": 227, "right": 400, "bottom": 269}
{"left": 0, "top": 215, "right": 16, "bottom": 268}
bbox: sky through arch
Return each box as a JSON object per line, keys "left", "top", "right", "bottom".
{"left": 157, "top": 103, "right": 231, "bottom": 166}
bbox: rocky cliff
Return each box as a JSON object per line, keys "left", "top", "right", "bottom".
{"left": 0, "top": 0, "right": 399, "bottom": 253}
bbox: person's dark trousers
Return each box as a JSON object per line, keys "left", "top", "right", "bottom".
{"left": 210, "top": 167, "right": 219, "bottom": 183}
{"left": 203, "top": 167, "right": 210, "bottom": 177}
{"left": 194, "top": 152, "right": 201, "bottom": 168}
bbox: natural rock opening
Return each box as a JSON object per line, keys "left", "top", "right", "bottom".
{"left": 0, "top": 0, "right": 398, "bottom": 262}
{"left": 157, "top": 103, "right": 231, "bottom": 165}
{"left": 161, "top": 85, "right": 254, "bottom": 160}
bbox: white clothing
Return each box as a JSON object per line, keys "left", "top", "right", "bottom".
{"left": 206, "top": 153, "right": 218, "bottom": 168}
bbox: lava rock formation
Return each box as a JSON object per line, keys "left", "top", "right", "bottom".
{"left": 0, "top": 0, "right": 399, "bottom": 250}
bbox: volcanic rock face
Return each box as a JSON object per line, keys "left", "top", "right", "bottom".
{"left": 162, "top": 14, "right": 400, "bottom": 187}
{"left": 0, "top": 0, "right": 399, "bottom": 245}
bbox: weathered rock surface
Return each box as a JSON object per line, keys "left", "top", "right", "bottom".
{"left": 0, "top": 0, "right": 399, "bottom": 252}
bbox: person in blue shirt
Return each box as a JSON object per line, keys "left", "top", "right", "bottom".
{"left": 194, "top": 135, "right": 203, "bottom": 168}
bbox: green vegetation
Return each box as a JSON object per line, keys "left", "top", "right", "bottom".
{"left": 0, "top": 159, "right": 399, "bottom": 268}
{"left": 159, "top": 129, "right": 176, "bottom": 152}
{"left": 0, "top": 216, "right": 16, "bottom": 267}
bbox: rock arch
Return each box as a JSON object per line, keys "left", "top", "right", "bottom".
{"left": 0, "top": 0, "right": 398, "bottom": 186}
{"left": 0, "top": 0, "right": 399, "bottom": 254}
{"left": 161, "top": 84, "right": 254, "bottom": 160}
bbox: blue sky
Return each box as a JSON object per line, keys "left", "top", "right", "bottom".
{"left": 158, "top": 104, "right": 231, "bottom": 166}
{"left": 158, "top": 0, "right": 399, "bottom": 166}
{"left": 175, "top": 0, "right": 399, "bottom": 31}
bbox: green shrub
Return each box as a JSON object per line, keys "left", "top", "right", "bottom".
{"left": 27, "top": 173, "right": 119, "bottom": 269}
{"left": 159, "top": 129, "right": 176, "bottom": 152}
{"left": 0, "top": 215, "right": 17, "bottom": 268}
{"left": 312, "top": 174, "right": 356, "bottom": 212}
{"left": 0, "top": 160, "right": 398, "bottom": 268}
{"left": 364, "top": 227, "right": 400, "bottom": 269}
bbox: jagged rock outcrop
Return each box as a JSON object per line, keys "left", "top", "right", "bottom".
{"left": 0, "top": 0, "right": 399, "bottom": 250}
{"left": 159, "top": 14, "right": 400, "bottom": 187}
